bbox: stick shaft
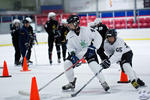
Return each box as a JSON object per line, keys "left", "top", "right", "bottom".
{"left": 38, "top": 57, "right": 84, "bottom": 92}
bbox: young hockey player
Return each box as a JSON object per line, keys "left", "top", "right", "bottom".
{"left": 44, "top": 12, "right": 61, "bottom": 64}
{"left": 93, "top": 18, "right": 109, "bottom": 61}
{"left": 58, "top": 19, "right": 69, "bottom": 61}
{"left": 25, "top": 17, "right": 37, "bottom": 64}
{"left": 103, "top": 29, "right": 145, "bottom": 89}
{"left": 10, "top": 19, "right": 21, "bottom": 66}
{"left": 62, "top": 15, "right": 110, "bottom": 92}
{"left": 19, "top": 19, "right": 30, "bottom": 64}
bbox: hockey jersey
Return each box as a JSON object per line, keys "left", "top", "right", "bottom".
{"left": 66, "top": 26, "right": 102, "bottom": 59}
{"left": 104, "top": 37, "right": 131, "bottom": 64}
{"left": 44, "top": 19, "right": 59, "bottom": 36}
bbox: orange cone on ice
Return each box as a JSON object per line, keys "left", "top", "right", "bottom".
{"left": 118, "top": 71, "right": 130, "bottom": 83}
{"left": 30, "top": 77, "right": 40, "bottom": 100}
{"left": 20, "top": 57, "right": 31, "bottom": 72}
{"left": 0, "top": 60, "right": 11, "bottom": 77}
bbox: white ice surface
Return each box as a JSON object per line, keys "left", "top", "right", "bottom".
{"left": 0, "top": 38, "right": 150, "bottom": 100}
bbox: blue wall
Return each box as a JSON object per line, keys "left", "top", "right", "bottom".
{"left": 78, "top": 9, "right": 150, "bottom": 18}
{"left": 1, "top": 9, "right": 150, "bottom": 23}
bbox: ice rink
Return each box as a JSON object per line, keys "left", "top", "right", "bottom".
{"left": 0, "top": 30, "right": 150, "bottom": 100}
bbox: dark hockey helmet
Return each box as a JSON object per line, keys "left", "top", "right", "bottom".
{"left": 106, "top": 29, "right": 117, "bottom": 38}
{"left": 67, "top": 15, "right": 80, "bottom": 27}
{"left": 22, "top": 19, "right": 29, "bottom": 24}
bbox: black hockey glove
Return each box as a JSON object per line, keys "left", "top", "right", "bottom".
{"left": 100, "top": 59, "right": 111, "bottom": 69}
{"left": 84, "top": 45, "right": 96, "bottom": 59}
{"left": 25, "top": 42, "right": 29, "bottom": 48}
{"left": 54, "top": 30, "right": 61, "bottom": 38}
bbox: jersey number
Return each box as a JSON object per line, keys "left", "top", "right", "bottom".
{"left": 116, "top": 47, "right": 122, "bottom": 52}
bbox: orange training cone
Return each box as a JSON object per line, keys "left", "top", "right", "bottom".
{"left": 0, "top": 60, "right": 11, "bottom": 77}
{"left": 81, "top": 58, "right": 86, "bottom": 63}
{"left": 30, "top": 77, "right": 40, "bottom": 100}
{"left": 20, "top": 57, "right": 31, "bottom": 72}
{"left": 118, "top": 71, "right": 130, "bottom": 83}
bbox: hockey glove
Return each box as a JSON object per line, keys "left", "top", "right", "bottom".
{"left": 70, "top": 52, "right": 79, "bottom": 65}
{"left": 25, "top": 42, "right": 29, "bottom": 48}
{"left": 54, "top": 30, "right": 61, "bottom": 38}
{"left": 84, "top": 45, "right": 96, "bottom": 59}
{"left": 100, "top": 59, "right": 111, "bottom": 69}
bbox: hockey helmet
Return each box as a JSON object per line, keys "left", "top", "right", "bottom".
{"left": 67, "top": 15, "right": 80, "bottom": 26}
{"left": 22, "top": 19, "right": 29, "bottom": 24}
{"left": 25, "top": 17, "right": 32, "bottom": 23}
{"left": 88, "top": 22, "right": 95, "bottom": 27}
{"left": 61, "top": 19, "right": 67, "bottom": 24}
{"left": 12, "top": 19, "right": 20, "bottom": 24}
{"left": 106, "top": 29, "right": 117, "bottom": 38}
{"left": 94, "top": 18, "right": 102, "bottom": 25}
{"left": 48, "top": 12, "right": 56, "bottom": 19}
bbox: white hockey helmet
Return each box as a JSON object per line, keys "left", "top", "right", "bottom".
{"left": 48, "top": 12, "right": 56, "bottom": 19}
{"left": 94, "top": 18, "right": 102, "bottom": 25}
{"left": 12, "top": 19, "right": 21, "bottom": 24}
{"left": 25, "top": 17, "right": 32, "bottom": 23}
{"left": 61, "top": 19, "right": 67, "bottom": 24}
{"left": 88, "top": 22, "right": 95, "bottom": 27}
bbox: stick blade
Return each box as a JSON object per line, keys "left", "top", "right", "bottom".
{"left": 50, "top": 93, "right": 72, "bottom": 100}
{"left": 18, "top": 90, "right": 30, "bottom": 96}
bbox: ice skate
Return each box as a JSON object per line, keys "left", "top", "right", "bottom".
{"left": 62, "top": 77, "right": 77, "bottom": 91}
{"left": 50, "top": 60, "right": 52, "bottom": 65}
{"left": 27, "top": 60, "right": 33, "bottom": 65}
{"left": 58, "top": 59, "right": 61, "bottom": 63}
{"left": 137, "top": 78, "right": 145, "bottom": 87}
{"left": 131, "top": 79, "right": 140, "bottom": 89}
{"left": 15, "top": 61, "right": 21, "bottom": 66}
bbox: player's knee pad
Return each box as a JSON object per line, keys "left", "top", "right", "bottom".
{"left": 88, "top": 61, "right": 105, "bottom": 83}
{"left": 64, "top": 60, "right": 72, "bottom": 69}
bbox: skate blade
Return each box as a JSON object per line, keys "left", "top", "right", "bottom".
{"left": 62, "top": 88, "right": 75, "bottom": 92}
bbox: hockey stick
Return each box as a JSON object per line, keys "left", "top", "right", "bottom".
{"left": 71, "top": 67, "right": 104, "bottom": 97}
{"left": 23, "top": 39, "right": 32, "bottom": 59}
{"left": 18, "top": 57, "right": 84, "bottom": 96}
{"left": 33, "top": 45, "right": 37, "bottom": 65}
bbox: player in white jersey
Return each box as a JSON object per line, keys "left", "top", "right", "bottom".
{"left": 62, "top": 15, "right": 110, "bottom": 92}
{"left": 103, "top": 29, "right": 145, "bottom": 89}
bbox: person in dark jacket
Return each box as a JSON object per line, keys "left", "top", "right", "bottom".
{"left": 44, "top": 12, "right": 61, "bottom": 64}
{"left": 19, "top": 19, "right": 30, "bottom": 64}
{"left": 91, "top": 18, "right": 109, "bottom": 61}
{"left": 10, "top": 19, "right": 21, "bottom": 66}
{"left": 58, "top": 19, "right": 69, "bottom": 61}
{"left": 25, "top": 17, "right": 37, "bottom": 64}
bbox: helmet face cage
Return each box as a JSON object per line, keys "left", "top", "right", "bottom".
{"left": 23, "top": 19, "right": 30, "bottom": 25}
{"left": 67, "top": 15, "right": 80, "bottom": 27}
{"left": 106, "top": 29, "right": 117, "bottom": 38}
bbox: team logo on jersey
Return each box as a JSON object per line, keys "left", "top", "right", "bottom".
{"left": 80, "top": 40, "right": 88, "bottom": 48}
